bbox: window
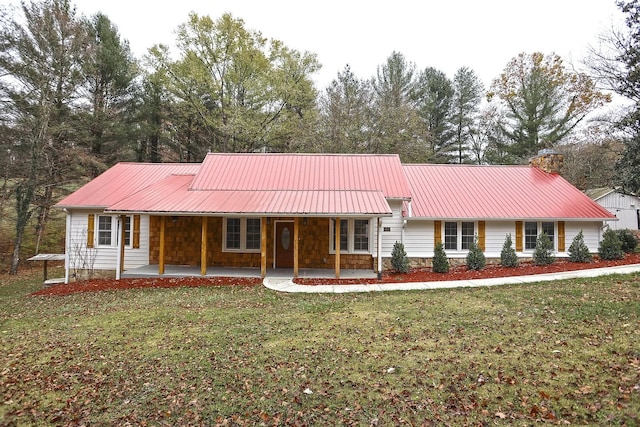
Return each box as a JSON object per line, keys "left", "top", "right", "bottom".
{"left": 524, "top": 222, "right": 538, "bottom": 250}
{"left": 98, "top": 216, "right": 112, "bottom": 246}
{"left": 461, "top": 222, "right": 475, "bottom": 250}
{"left": 542, "top": 222, "right": 555, "bottom": 249}
{"left": 330, "top": 218, "right": 371, "bottom": 253}
{"left": 354, "top": 220, "right": 369, "bottom": 251}
{"left": 124, "top": 216, "right": 131, "bottom": 247}
{"left": 224, "top": 218, "right": 261, "bottom": 252}
{"left": 332, "top": 219, "right": 348, "bottom": 252}
{"left": 95, "top": 215, "right": 133, "bottom": 247}
{"left": 443, "top": 221, "right": 475, "bottom": 251}
{"left": 444, "top": 222, "right": 457, "bottom": 250}
{"left": 524, "top": 221, "right": 556, "bottom": 250}
{"left": 246, "top": 218, "right": 261, "bottom": 250}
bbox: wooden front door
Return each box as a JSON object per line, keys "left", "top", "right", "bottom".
{"left": 275, "top": 221, "right": 294, "bottom": 268}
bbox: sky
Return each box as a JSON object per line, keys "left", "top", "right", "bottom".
{"left": 1, "top": 0, "right": 628, "bottom": 90}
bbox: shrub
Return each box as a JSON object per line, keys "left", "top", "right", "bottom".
{"left": 390, "top": 241, "right": 410, "bottom": 273}
{"left": 432, "top": 242, "right": 449, "bottom": 273}
{"left": 500, "top": 233, "right": 519, "bottom": 267}
{"left": 615, "top": 229, "right": 638, "bottom": 253}
{"left": 533, "top": 232, "right": 555, "bottom": 265}
{"left": 465, "top": 235, "right": 486, "bottom": 271}
{"left": 568, "top": 230, "right": 592, "bottom": 263}
{"left": 599, "top": 228, "right": 624, "bottom": 260}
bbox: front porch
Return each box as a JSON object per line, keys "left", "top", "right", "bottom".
{"left": 121, "top": 264, "right": 378, "bottom": 279}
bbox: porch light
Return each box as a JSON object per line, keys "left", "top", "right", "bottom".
{"left": 303, "top": 217, "right": 308, "bottom": 226}
{"left": 172, "top": 216, "right": 178, "bottom": 224}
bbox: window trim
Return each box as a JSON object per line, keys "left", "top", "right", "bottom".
{"left": 522, "top": 221, "right": 556, "bottom": 252}
{"left": 223, "top": 217, "right": 262, "bottom": 253}
{"left": 95, "top": 215, "right": 133, "bottom": 248}
{"left": 442, "top": 221, "right": 476, "bottom": 252}
{"left": 329, "top": 218, "right": 372, "bottom": 254}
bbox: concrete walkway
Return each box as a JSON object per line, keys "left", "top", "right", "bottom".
{"left": 263, "top": 263, "right": 640, "bottom": 293}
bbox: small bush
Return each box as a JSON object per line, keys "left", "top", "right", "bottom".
{"left": 568, "top": 230, "right": 592, "bottom": 263}
{"left": 500, "top": 233, "right": 519, "bottom": 267}
{"left": 533, "top": 232, "right": 555, "bottom": 266}
{"left": 599, "top": 228, "right": 624, "bottom": 260}
{"left": 465, "top": 235, "right": 486, "bottom": 271}
{"left": 615, "top": 229, "right": 638, "bottom": 253}
{"left": 432, "top": 242, "right": 449, "bottom": 273}
{"left": 390, "top": 241, "right": 410, "bottom": 273}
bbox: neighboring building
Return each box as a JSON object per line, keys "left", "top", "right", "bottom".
{"left": 585, "top": 187, "right": 640, "bottom": 231}
{"left": 55, "top": 152, "right": 616, "bottom": 281}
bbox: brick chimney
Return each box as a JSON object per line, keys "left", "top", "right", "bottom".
{"left": 530, "top": 149, "right": 564, "bottom": 174}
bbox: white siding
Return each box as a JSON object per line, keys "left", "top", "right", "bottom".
{"left": 399, "top": 219, "right": 605, "bottom": 259}
{"left": 403, "top": 220, "right": 433, "bottom": 257}
{"left": 66, "top": 210, "right": 150, "bottom": 272}
{"left": 377, "top": 200, "right": 406, "bottom": 256}
{"left": 565, "top": 221, "right": 602, "bottom": 253}
{"left": 597, "top": 192, "right": 640, "bottom": 230}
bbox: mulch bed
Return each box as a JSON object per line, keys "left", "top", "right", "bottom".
{"left": 31, "top": 276, "right": 262, "bottom": 297}
{"left": 295, "top": 252, "right": 640, "bottom": 285}
{"left": 30, "top": 253, "right": 640, "bottom": 296}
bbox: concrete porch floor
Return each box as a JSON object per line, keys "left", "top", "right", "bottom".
{"left": 121, "top": 264, "right": 378, "bottom": 279}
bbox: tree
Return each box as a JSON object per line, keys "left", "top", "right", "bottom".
{"left": 370, "top": 52, "right": 429, "bottom": 162}
{"left": 568, "top": 230, "right": 592, "bottom": 262}
{"left": 500, "top": 234, "right": 519, "bottom": 267}
{"left": 599, "top": 228, "right": 624, "bottom": 260}
{"left": 488, "top": 52, "right": 610, "bottom": 163}
{"left": 465, "top": 235, "right": 486, "bottom": 271}
{"left": 432, "top": 242, "right": 450, "bottom": 273}
{"left": 0, "top": 0, "right": 90, "bottom": 274}
{"left": 391, "top": 241, "right": 410, "bottom": 273}
{"left": 147, "top": 13, "right": 319, "bottom": 157}
{"left": 412, "top": 67, "right": 454, "bottom": 162}
{"left": 587, "top": 1, "right": 640, "bottom": 193}
{"left": 79, "top": 12, "right": 138, "bottom": 171}
{"left": 316, "top": 65, "right": 373, "bottom": 153}
{"left": 451, "top": 67, "right": 484, "bottom": 164}
{"left": 533, "top": 232, "right": 555, "bottom": 265}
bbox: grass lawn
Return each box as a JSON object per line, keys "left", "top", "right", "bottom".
{"left": 1, "top": 269, "right": 639, "bottom": 426}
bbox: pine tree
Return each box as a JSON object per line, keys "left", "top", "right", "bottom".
{"left": 568, "top": 230, "right": 592, "bottom": 262}
{"left": 599, "top": 228, "right": 624, "bottom": 260}
{"left": 391, "top": 241, "right": 410, "bottom": 273}
{"left": 465, "top": 235, "right": 486, "bottom": 270}
{"left": 500, "top": 233, "right": 519, "bottom": 267}
{"left": 432, "top": 242, "right": 450, "bottom": 273}
{"left": 533, "top": 232, "right": 555, "bottom": 265}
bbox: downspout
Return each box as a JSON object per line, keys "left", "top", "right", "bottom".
{"left": 64, "top": 208, "right": 70, "bottom": 284}
{"left": 377, "top": 217, "right": 383, "bottom": 279}
{"left": 115, "top": 215, "right": 123, "bottom": 280}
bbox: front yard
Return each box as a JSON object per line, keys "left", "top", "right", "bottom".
{"left": 1, "top": 268, "right": 639, "bottom": 425}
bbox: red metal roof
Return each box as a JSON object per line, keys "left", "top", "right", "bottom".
{"left": 106, "top": 175, "right": 391, "bottom": 215}
{"left": 190, "top": 153, "right": 412, "bottom": 199}
{"left": 403, "top": 164, "right": 616, "bottom": 220}
{"left": 55, "top": 163, "right": 201, "bottom": 208}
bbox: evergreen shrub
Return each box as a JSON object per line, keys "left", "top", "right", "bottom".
{"left": 568, "top": 230, "right": 592, "bottom": 263}
{"left": 432, "top": 242, "right": 449, "bottom": 273}
{"left": 391, "top": 241, "right": 410, "bottom": 273}
{"left": 533, "top": 232, "right": 555, "bottom": 265}
{"left": 500, "top": 233, "right": 519, "bottom": 267}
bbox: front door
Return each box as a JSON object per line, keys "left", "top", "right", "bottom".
{"left": 275, "top": 221, "right": 294, "bottom": 268}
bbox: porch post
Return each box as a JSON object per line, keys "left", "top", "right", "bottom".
{"left": 335, "top": 217, "right": 341, "bottom": 279}
{"left": 293, "top": 217, "right": 299, "bottom": 278}
{"left": 201, "top": 216, "right": 208, "bottom": 276}
{"left": 260, "top": 217, "right": 267, "bottom": 278}
{"left": 116, "top": 214, "right": 126, "bottom": 280}
{"left": 159, "top": 216, "right": 166, "bottom": 275}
